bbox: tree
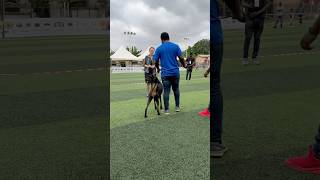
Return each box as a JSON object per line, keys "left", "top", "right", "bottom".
{"left": 191, "top": 39, "right": 210, "bottom": 56}
{"left": 126, "top": 46, "right": 142, "bottom": 57}
{"left": 182, "top": 46, "right": 192, "bottom": 57}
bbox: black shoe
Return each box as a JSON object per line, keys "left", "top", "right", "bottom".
{"left": 211, "top": 143, "right": 228, "bottom": 158}
{"left": 252, "top": 58, "right": 260, "bottom": 65}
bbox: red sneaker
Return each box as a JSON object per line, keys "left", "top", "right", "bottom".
{"left": 199, "top": 108, "right": 210, "bottom": 118}
{"left": 285, "top": 145, "right": 320, "bottom": 175}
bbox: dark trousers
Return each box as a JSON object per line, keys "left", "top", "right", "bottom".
{"left": 211, "top": 43, "right": 223, "bottom": 144}
{"left": 314, "top": 125, "right": 320, "bottom": 156}
{"left": 162, "top": 75, "right": 180, "bottom": 110}
{"left": 299, "top": 15, "right": 303, "bottom": 24}
{"left": 274, "top": 16, "right": 284, "bottom": 28}
{"left": 243, "top": 18, "right": 265, "bottom": 59}
{"left": 186, "top": 70, "right": 192, "bottom": 80}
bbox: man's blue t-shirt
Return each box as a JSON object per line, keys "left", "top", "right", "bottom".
{"left": 211, "top": 0, "right": 223, "bottom": 44}
{"left": 153, "top": 42, "right": 182, "bottom": 78}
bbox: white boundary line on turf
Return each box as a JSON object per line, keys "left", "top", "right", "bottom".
{"left": 29, "top": 67, "right": 106, "bottom": 75}
{"left": 113, "top": 77, "right": 208, "bottom": 86}
{"left": 0, "top": 74, "right": 18, "bottom": 76}
{"left": 260, "top": 51, "right": 319, "bottom": 58}
{"left": 6, "top": 51, "right": 318, "bottom": 77}
{"left": 225, "top": 50, "right": 320, "bottom": 60}
{"left": 0, "top": 67, "right": 107, "bottom": 77}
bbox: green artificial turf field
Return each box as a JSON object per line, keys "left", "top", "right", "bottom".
{"left": 2, "top": 21, "right": 320, "bottom": 180}
{"left": 111, "top": 22, "right": 320, "bottom": 180}
{"left": 0, "top": 35, "right": 109, "bottom": 179}
{"left": 110, "top": 70, "right": 211, "bottom": 179}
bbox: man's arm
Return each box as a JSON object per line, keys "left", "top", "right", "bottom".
{"left": 153, "top": 49, "right": 161, "bottom": 73}
{"left": 176, "top": 46, "right": 186, "bottom": 68}
{"left": 223, "top": 0, "right": 245, "bottom": 22}
{"left": 178, "top": 56, "right": 186, "bottom": 68}
{"left": 155, "top": 61, "right": 160, "bottom": 73}
{"left": 301, "top": 15, "right": 320, "bottom": 50}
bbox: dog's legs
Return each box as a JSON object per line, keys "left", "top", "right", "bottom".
{"left": 145, "top": 97, "right": 153, "bottom": 118}
{"left": 154, "top": 98, "right": 157, "bottom": 110}
{"left": 155, "top": 97, "right": 161, "bottom": 115}
{"left": 159, "top": 95, "right": 163, "bottom": 110}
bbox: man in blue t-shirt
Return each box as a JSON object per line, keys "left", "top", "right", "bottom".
{"left": 154, "top": 32, "right": 186, "bottom": 115}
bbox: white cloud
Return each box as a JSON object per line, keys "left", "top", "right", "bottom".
{"left": 110, "top": 0, "right": 209, "bottom": 51}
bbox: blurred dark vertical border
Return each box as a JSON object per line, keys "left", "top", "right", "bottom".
{"left": 106, "top": 0, "right": 110, "bottom": 179}
{"left": 0, "top": 0, "right": 110, "bottom": 179}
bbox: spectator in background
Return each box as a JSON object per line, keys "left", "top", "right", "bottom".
{"left": 242, "top": 0, "right": 271, "bottom": 65}
{"left": 289, "top": 8, "right": 295, "bottom": 26}
{"left": 298, "top": 4, "right": 304, "bottom": 24}
{"left": 274, "top": 2, "right": 284, "bottom": 29}
{"left": 186, "top": 53, "right": 195, "bottom": 80}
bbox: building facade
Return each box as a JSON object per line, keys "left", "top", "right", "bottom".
{"left": 3, "top": 0, "right": 106, "bottom": 18}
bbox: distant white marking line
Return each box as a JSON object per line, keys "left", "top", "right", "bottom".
{"left": 229, "top": 51, "right": 319, "bottom": 60}
{"left": 0, "top": 74, "right": 18, "bottom": 76}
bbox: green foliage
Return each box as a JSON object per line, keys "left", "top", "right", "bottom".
{"left": 126, "top": 46, "right": 142, "bottom": 57}
{"left": 191, "top": 39, "right": 209, "bottom": 56}
{"left": 183, "top": 39, "right": 209, "bottom": 57}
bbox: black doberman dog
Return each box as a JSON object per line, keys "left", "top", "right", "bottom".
{"left": 144, "top": 73, "right": 163, "bottom": 118}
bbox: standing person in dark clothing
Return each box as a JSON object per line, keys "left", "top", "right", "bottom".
{"left": 211, "top": 0, "right": 244, "bottom": 158}
{"left": 289, "top": 8, "right": 295, "bottom": 26}
{"left": 242, "top": 0, "right": 271, "bottom": 65}
{"left": 285, "top": 14, "right": 320, "bottom": 175}
{"left": 273, "top": 2, "right": 284, "bottom": 29}
{"left": 298, "top": 4, "right": 304, "bottom": 25}
{"left": 185, "top": 53, "right": 195, "bottom": 80}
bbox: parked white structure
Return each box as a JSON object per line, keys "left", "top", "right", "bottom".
{"left": 110, "top": 46, "right": 141, "bottom": 67}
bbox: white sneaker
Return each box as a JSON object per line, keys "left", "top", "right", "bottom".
{"left": 242, "top": 58, "right": 249, "bottom": 65}
{"left": 175, "top": 107, "right": 181, "bottom": 112}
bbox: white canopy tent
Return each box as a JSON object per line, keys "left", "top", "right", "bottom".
{"left": 138, "top": 48, "right": 150, "bottom": 60}
{"left": 111, "top": 46, "right": 141, "bottom": 67}
{"left": 111, "top": 46, "right": 140, "bottom": 61}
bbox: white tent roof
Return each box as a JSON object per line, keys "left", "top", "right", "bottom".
{"left": 111, "top": 46, "right": 140, "bottom": 61}
{"left": 138, "top": 48, "right": 150, "bottom": 60}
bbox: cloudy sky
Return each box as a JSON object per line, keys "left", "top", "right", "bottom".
{"left": 110, "top": 0, "right": 209, "bottom": 52}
